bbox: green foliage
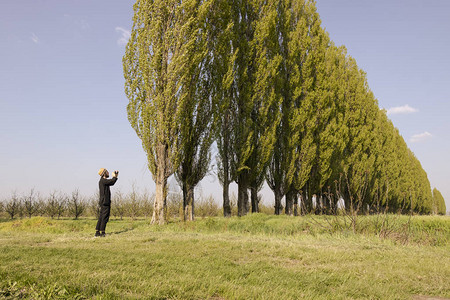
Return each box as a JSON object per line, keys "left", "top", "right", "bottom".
{"left": 211, "top": 0, "right": 261, "bottom": 216}
{"left": 173, "top": 0, "right": 216, "bottom": 221}
{"left": 433, "top": 188, "right": 447, "bottom": 215}
{"left": 121, "top": 0, "right": 435, "bottom": 218}
{"left": 124, "top": 0, "right": 214, "bottom": 224}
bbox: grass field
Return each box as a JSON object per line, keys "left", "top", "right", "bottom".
{"left": 0, "top": 214, "right": 449, "bottom": 299}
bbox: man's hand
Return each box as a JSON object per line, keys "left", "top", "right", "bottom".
{"left": 113, "top": 170, "right": 119, "bottom": 178}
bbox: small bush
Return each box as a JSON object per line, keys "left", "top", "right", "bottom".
{"left": 111, "top": 190, "right": 125, "bottom": 220}
{"left": 139, "top": 192, "right": 154, "bottom": 219}
{"left": 4, "top": 193, "right": 22, "bottom": 220}
{"left": 125, "top": 184, "right": 141, "bottom": 220}
{"left": 196, "top": 195, "right": 220, "bottom": 218}
{"left": 22, "top": 189, "right": 40, "bottom": 218}
{"left": 167, "top": 192, "right": 182, "bottom": 220}
{"left": 45, "top": 191, "right": 67, "bottom": 219}
{"left": 258, "top": 202, "right": 274, "bottom": 215}
{"left": 87, "top": 194, "right": 100, "bottom": 219}
{"left": 68, "top": 190, "right": 85, "bottom": 220}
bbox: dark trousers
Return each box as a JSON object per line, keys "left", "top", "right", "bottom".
{"left": 96, "top": 205, "right": 110, "bottom": 232}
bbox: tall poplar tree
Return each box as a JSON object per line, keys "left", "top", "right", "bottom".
{"left": 233, "top": 0, "right": 258, "bottom": 217}
{"left": 311, "top": 44, "right": 348, "bottom": 213}
{"left": 337, "top": 55, "right": 379, "bottom": 213}
{"left": 248, "top": 0, "right": 287, "bottom": 213}
{"left": 210, "top": 0, "right": 238, "bottom": 217}
{"left": 123, "top": 0, "right": 211, "bottom": 224}
{"left": 213, "top": 0, "right": 259, "bottom": 217}
{"left": 175, "top": 1, "right": 215, "bottom": 221}
{"left": 289, "top": 0, "right": 329, "bottom": 215}
{"left": 265, "top": 0, "right": 303, "bottom": 215}
{"left": 371, "top": 109, "right": 401, "bottom": 212}
{"left": 265, "top": 0, "right": 327, "bottom": 215}
{"left": 433, "top": 188, "right": 446, "bottom": 215}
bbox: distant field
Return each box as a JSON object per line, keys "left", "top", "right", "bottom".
{"left": 0, "top": 214, "right": 449, "bottom": 299}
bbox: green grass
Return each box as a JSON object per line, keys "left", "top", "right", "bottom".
{"left": 0, "top": 215, "right": 449, "bottom": 299}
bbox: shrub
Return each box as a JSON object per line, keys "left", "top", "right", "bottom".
{"left": 68, "top": 190, "right": 85, "bottom": 220}
{"left": 166, "top": 192, "right": 182, "bottom": 220}
{"left": 22, "top": 189, "right": 39, "bottom": 218}
{"left": 125, "top": 184, "right": 141, "bottom": 219}
{"left": 5, "top": 193, "right": 22, "bottom": 220}
{"left": 87, "top": 193, "right": 100, "bottom": 219}
{"left": 139, "top": 190, "right": 154, "bottom": 219}
{"left": 44, "top": 191, "right": 66, "bottom": 219}
{"left": 112, "top": 190, "right": 126, "bottom": 220}
{"left": 0, "top": 200, "right": 4, "bottom": 217}
{"left": 196, "top": 195, "right": 220, "bottom": 218}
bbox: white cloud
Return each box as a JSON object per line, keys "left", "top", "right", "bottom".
{"left": 31, "top": 32, "right": 39, "bottom": 44}
{"left": 116, "top": 27, "right": 131, "bottom": 46}
{"left": 410, "top": 132, "right": 432, "bottom": 143}
{"left": 63, "top": 15, "right": 90, "bottom": 30}
{"left": 386, "top": 104, "right": 419, "bottom": 116}
{"left": 79, "top": 19, "right": 90, "bottom": 30}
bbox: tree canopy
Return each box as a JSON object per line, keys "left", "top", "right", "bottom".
{"left": 124, "top": 0, "right": 437, "bottom": 222}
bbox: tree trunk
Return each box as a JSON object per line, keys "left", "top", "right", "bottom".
{"left": 223, "top": 180, "right": 231, "bottom": 217}
{"left": 245, "top": 190, "right": 250, "bottom": 214}
{"left": 182, "top": 184, "right": 187, "bottom": 221}
{"left": 318, "top": 193, "right": 323, "bottom": 215}
{"left": 182, "top": 183, "right": 195, "bottom": 221}
{"left": 183, "top": 186, "right": 194, "bottom": 221}
{"left": 221, "top": 107, "right": 232, "bottom": 218}
{"left": 293, "top": 193, "right": 299, "bottom": 216}
{"left": 152, "top": 169, "right": 167, "bottom": 225}
{"left": 237, "top": 178, "right": 249, "bottom": 217}
{"left": 274, "top": 189, "right": 282, "bottom": 215}
{"left": 250, "top": 185, "right": 259, "bottom": 213}
{"left": 285, "top": 189, "right": 295, "bottom": 216}
{"left": 285, "top": 192, "right": 291, "bottom": 216}
{"left": 304, "top": 189, "right": 312, "bottom": 214}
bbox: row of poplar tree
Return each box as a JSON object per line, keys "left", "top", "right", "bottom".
{"left": 123, "top": 0, "right": 446, "bottom": 224}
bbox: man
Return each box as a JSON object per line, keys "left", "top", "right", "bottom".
{"left": 95, "top": 168, "right": 118, "bottom": 237}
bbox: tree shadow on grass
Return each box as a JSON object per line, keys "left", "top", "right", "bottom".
{"left": 109, "top": 227, "right": 135, "bottom": 235}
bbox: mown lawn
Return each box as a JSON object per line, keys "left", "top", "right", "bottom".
{"left": 0, "top": 214, "right": 449, "bottom": 299}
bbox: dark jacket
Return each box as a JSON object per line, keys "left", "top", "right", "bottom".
{"left": 99, "top": 177, "right": 118, "bottom": 206}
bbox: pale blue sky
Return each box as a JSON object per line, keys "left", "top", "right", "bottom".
{"left": 0, "top": 1, "right": 449, "bottom": 211}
